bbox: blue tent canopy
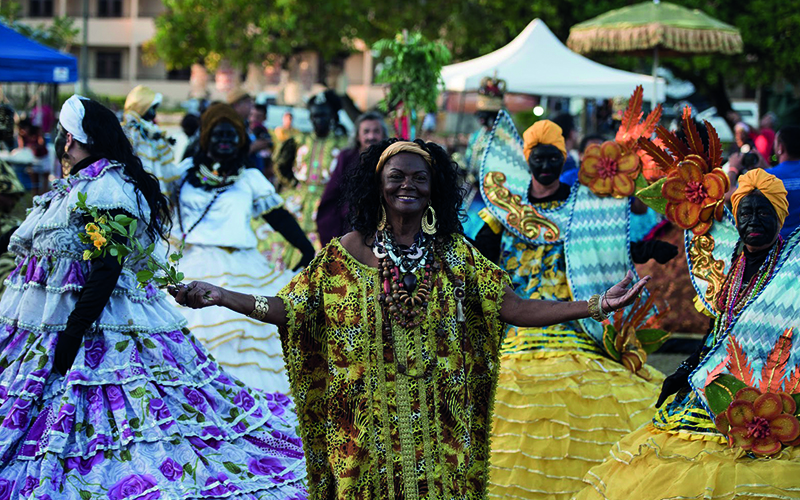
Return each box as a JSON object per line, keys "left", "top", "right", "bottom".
{"left": 0, "top": 22, "right": 78, "bottom": 83}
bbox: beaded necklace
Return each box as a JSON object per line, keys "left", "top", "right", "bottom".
{"left": 175, "top": 173, "right": 232, "bottom": 240}
{"left": 376, "top": 234, "right": 468, "bottom": 379}
{"left": 714, "top": 237, "right": 783, "bottom": 333}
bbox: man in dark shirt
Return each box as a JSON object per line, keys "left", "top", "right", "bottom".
{"left": 316, "top": 111, "right": 387, "bottom": 245}
{"left": 769, "top": 125, "right": 800, "bottom": 238}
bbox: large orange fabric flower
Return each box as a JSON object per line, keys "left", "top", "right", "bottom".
{"left": 661, "top": 155, "right": 728, "bottom": 235}
{"left": 716, "top": 387, "right": 800, "bottom": 456}
{"left": 579, "top": 141, "right": 641, "bottom": 198}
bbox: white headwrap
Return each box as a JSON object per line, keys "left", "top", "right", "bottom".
{"left": 59, "top": 95, "right": 90, "bottom": 144}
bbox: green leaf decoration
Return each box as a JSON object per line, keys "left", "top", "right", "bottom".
{"left": 86, "top": 424, "right": 95, "bottom": 438}
{"left": 142, "top": 338, "right": 157, "bottom": 349}
{"left": 79, "top": 490, "right": 91, "bottom": 500}
{"left": 129, "top": 417, "right": 140, "bottom": 429}
{"left": 120, "top": 449, "right": 132, "bottom": 462}
{"left": 223, "top": 461, "right": 242, "bottom": 475}
{"left": 602, "top": 324, "right": 621, "bottom": 361}
{"left": 183, "top": 462, "right": 193, "bottom": 475}
{"left": 36, "top": 354, "right": 49, "bottom": 371}
{"left": 634, "top": 173, "right": 649, "bottom": 191}
{"left": 114, "top": 340, "right": 130, "bottom": 352}
{"left": 705, "top": 374, "right": 748, "bottom": 416}
{"left": 108, "top": 220, "right": 127, "bottom": 234}
{"left": 636, "top": 329, "right": 672, "bottom": 354}
{"left": 635, "top": 177, "right": 668, "bottom": 215}
{"left": 182, "top": 403, "right": 196, "bottom": 414}
{"left": 136, "top": 270, "right": 154, "bottom": 283}
{"left": 129, "top": 387, "right": 146, "bottom": 399}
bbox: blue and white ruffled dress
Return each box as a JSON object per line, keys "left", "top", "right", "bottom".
{"left": 0, "top": 159, "right": 306, "bottom": 499}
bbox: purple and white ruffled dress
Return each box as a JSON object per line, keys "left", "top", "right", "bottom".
{"left": 0, "top": 159, "right": 306, "bottom": 499}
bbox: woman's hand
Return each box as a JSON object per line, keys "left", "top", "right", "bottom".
{"left": 602, "top": 271, "right": 651, "bottom": 312}
{"left": 169, "top": 281, "right": 224, "bottom": 309}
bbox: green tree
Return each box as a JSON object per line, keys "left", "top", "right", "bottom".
{"left": 150, "top": 0, "right": 359, "bottom": 71}
{"left": 1, "top": 1, "right": 78, "bottom": 50}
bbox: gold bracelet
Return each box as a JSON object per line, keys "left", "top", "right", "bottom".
{"left": 588, "top": 294, "right": 608, "bottom": 322}
{"left": 249, "top": 295, "right": 270, "bottom": 322}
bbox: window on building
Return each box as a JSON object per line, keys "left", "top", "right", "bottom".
{"left": 97, "top": 0, "right": 122, "bottom": 17}
{"left": 167, "top": 68, "right": 191, "bottom": 81}
{"left": 28, "top": 0, "right": 53, "bottom": 17}
{"left": 96, "top": 51, "right": 122, "bottom": 79}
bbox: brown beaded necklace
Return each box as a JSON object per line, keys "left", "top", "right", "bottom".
{"left": 376, "top": 232, "right": 468, "bottom": 378}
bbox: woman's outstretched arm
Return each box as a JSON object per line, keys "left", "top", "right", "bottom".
{"left": 170, "top": 282, "right": 289, "bottom": 326}
{"left": 499, "top": 271, "right": 650, "bottom": 327}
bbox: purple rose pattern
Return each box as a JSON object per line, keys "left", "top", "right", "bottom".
{"left": 83, "top": 338, "right": 106, "bottom": 369}
{"left": 52, "top": 403, "right": 76, "bottom": 433}
{"left": 233, "top": 390, "right": 255, "bottom": 412}
{"left": 20, "top": 476, "right": 37, "bottom": 497}
{"left": 4, "top": 399, "right": 32, "bottom": 429}
{"left": 158, "top": 458, "right": 183, "bottom": 482}
{"left": 66, "top": 451, "right": 104, "bottom": 475}
{"left": 105, "top": 385, "right": 126, "bottom": 412}
{"left": 182, "top": 388, "right": 208, "bottom": 412}
{"left": 164, "top": 330, "right": 184, "bottom": 344}
{"left": 107, "top": 474, "right": 160, "bottom": 500}
{"left": 248, "top": 456, "right": 285, "bottom": 477}
{"left": 202, "top": 474, "right": 238, "bottom": 496}
{"left": 0, "top": 479, "right": 15, "bottom": 500}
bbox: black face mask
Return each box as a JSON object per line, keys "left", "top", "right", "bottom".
{"left": 208, "top": 122, "right": 240, "bottom": 160}
{"left": 476, "top": 111, "right": 498, "bottom": 129}
{"left": 54, "top": 125, "right": 67, "bottom": 164}
{"left": 736, "top": 192, "right": 780, "bottom": 248}
{"left": 528, "top": 144, "right": 565, "bottom": 187}
{"left": 142, "top": 105, "right": 157, "bottom": 122}
{"left": 309, "top": 105, "right": 332, "bottom": 137}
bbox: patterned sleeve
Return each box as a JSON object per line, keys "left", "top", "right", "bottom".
{"left": 456, "top": 236, "right": 511, "bottom": 487}
{"left": 276, "top": 250, "right": 334, "bottom": 498}
{"left": 244, "top": 169, "right": 284, "bottom": 217}
{"left": 464, "top": 237, "right": 511, "bottom": 344}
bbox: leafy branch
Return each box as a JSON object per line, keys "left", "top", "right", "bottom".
{"left": 74, "top": 192, "right": 184, "bottom": 288}
{"left": 373, "top": 31, "right": 451, "bottom": 137}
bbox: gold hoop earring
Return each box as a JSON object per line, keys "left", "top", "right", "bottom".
{"left": 377, "top": 203, "right": 387, "bottom": 231}
{"left": 421, "top": 204, "right": 437, "bottom": 235}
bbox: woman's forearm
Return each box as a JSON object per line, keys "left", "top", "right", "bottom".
{"left": 499, "top": 288, "right": 590, "bottom": 327}
{"left": 218, "top": 288, "right": 288, "bottom": 327}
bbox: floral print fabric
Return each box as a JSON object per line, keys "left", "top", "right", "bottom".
{"left": 499, "top": 233, "right": 602, "bottom": 357}
{"left": 277, "top": 236, "right": 510, "bottom": 500}
{"left": 0, "top": 160, "right": 307, "bottom": 499}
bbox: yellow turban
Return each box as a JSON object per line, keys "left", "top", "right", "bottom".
{"left": 523, "top": 120, "right": 567, "bottom": 161}
{"left": 124, "top": 85, "right": 161, "bottom": 117}
{"left": 731, "top": 168, "right": 789, "bottom": 228}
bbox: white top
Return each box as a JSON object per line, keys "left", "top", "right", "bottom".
{"left": 173, "top": 159, "right": 284, "bottom": 249}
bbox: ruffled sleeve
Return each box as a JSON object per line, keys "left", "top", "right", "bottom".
{"left": 243, "top": 168, "right": 284, "bottom": 218}
{"left": 66, "top": 160, "right": 149, "bottom": 221}
{"left": 276, "top": 248, "right": 333, "bottom": 498}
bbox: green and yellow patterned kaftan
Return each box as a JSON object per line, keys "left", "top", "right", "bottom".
{"left": 277, "top": 235, "right": 510, "bottom": 500}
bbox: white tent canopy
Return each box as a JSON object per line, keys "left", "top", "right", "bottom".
{"left": 442, "top": 19, "right": 666, "bottom": 102}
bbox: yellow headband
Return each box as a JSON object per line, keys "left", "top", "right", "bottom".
{"left": 375, "top": 142, "right": 432, "bottom": 173}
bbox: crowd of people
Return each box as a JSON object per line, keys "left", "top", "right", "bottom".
{"left": 0, "top": 79, "right": 797, "bottom": 500}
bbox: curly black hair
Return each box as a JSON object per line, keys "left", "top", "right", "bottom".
{"left": 80, "top": 99, "right": 171, "bottom": 242}
{"left": 345, "top": 138, "right": 465, "bottom": 240}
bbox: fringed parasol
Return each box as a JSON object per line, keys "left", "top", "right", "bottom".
{"left": 568, "top": 0, "right": 743, "bottom": 105}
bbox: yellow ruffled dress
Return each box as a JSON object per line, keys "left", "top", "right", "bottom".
{"left": 574, "top": 391, "right": 800, "bottom": 500}
{"left": 488, "top": 240, "right": 664, "bottom": 500}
